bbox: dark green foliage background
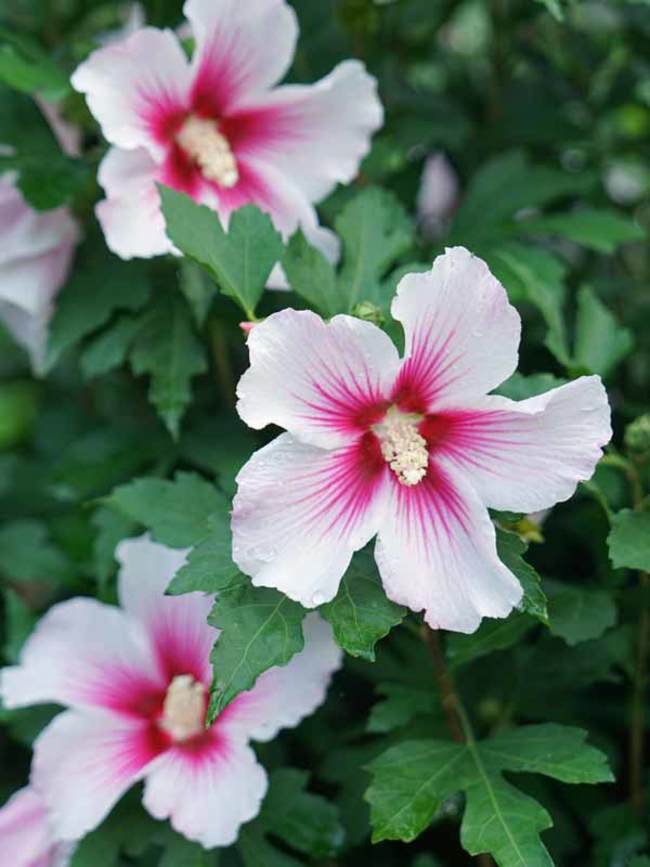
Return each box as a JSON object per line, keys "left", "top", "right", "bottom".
{"left": 1, "top": 0, "right": 649, "bottom": 865}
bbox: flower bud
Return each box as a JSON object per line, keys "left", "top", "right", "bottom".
{"left": 625, "top": 414, "right": 650, "bottom": 456}
{"left": 352, "top": 301, "right": 384, "bottom": 326}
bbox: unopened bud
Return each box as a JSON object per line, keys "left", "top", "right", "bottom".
{"left": 625, "top": 414, "right": 650, "bottom": 456}
{"left": 352, "top": 301, "right": 384, "bottom": 326}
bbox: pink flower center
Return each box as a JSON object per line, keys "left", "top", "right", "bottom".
{"left": 373, "top": 406, "right": 429, "bottom": 486}
{"left": 160, "top": 674, "right": 206, "bottom": 741}
{"left": 175, "top": 115, "right": 239, "bottom": 188}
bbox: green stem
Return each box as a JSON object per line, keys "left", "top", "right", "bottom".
{"left": 630, "top": 571, "right": 649, "bottom": 815}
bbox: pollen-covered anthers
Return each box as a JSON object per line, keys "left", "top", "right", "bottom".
{"left": 161, "top": 674, "right": 206, "bottom": 741}
{"left": 375, "top": 408, "right": 429, "bottom": 486}
{"left": 176, "top": 115, "right": 239, "bottom": 188}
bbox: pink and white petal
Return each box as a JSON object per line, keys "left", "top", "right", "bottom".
{"left": 390, "top": 248, "right": 521, "bottom": 412}
{"left": 375, "top": 461, "right": 522, "bottom": 633}
{"left": 33, "top": 709, "right": 165, "bottom": 841}
{"left": 96, "top": 147, "right": 172, "bottom": 259}
{"left": 185, "top": 0, "right": 298, "bottom": 114}
{"left": 428, "top": 376, "right": 611, "bottom": 513}
{"left": 237, "top": 308, "right": 400, "bottom": 448}
{"left": 221, "top": 614, "right": 341, "bottom": 742}
{"left": 0, "top": 179, "right": 78, "bottom": 267}
{"left": 0, "top": 597, "right": 163, "bottom": 715}
{"left": 142, "top": 735, "right": 267, "bottom": 848}
{"left": 71, "top": 27, "right": 191, "bottom": 157}
{"left": 232, "top": 433, "right": 389, "bottom": 607}
{"left": 0, "top": 786, "right": 59, "bottom": 867}
{"left": 116, "top": 535, "right": 216, "bottom": 686}
{"left": 229, "top": 60, "right": 382, "bottom": 202}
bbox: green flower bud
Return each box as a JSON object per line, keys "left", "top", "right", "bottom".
{"left": 625, "top": 414, "right": 650, "bottom": 456}
{"left": 352, "top": 301, "right": 384, "bottom": 326}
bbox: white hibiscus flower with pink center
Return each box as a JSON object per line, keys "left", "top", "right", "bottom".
{"left": 0, "top": 535, "right": 341, "bottom": 848}
{"left": 232, "top": 247, "right": 612, "bottom": 633}
{"left": 0, "top": 786, "right": 73, "bottom": 867}
{"left": 71, "top": 0, "right": 382, "bottom": 262}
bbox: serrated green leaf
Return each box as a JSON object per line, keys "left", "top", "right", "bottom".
{"left": 447, "top": 613, "right": 535, "bottom": 668}
{"left": 547, "top": 583, "right": 617, "bottom": 645}
{"left": 335, "top": 186, "right": 414, "bottom": 311}
{"left": 129, "top": 289, "right": 207, "bottom": 437}
{"left": 367, "top": 682, "right": 440, "bottom": 733}
{"left": 208, "top": 581, "right": 306, "bottom": 715}
{"left": 367, "top": 725, "right": 612, "bottom": 864}
{"left": 158, "top": 186, "right": 283, "bottom": 318}
{"left": 167, "top": 511, "right": 240, "bottom": 595}
{"left": 282, "top": 228, "right": 343, "bottom": 317}
{"left": 574, "top": 286, "right": 634, "bottom": 378}
{"left": 496, "top": 529, "right": 548, "bottom": 622}
{"left": 520, "top": 208, "right": 644, "bottom": 253}
{"left": 259, "top": 769, "right": 345, "bottom": 857}
{"left": 106, "top": 472, "right": 226, "bottom": 548}
{"left": 320, "top": 550, "right": 405, "bottom": 660}
{"left": 45, "top": 257, "right": 151, "bottom": 371}
{"left": 80, "top": 315, "right": 142, "bottom": 380}
{"left": 608, "top": 510, "right": 650, "bottom": 571}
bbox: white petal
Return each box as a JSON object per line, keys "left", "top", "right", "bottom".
{"left": 71, "top": 27, "right": 192, "bottom": 157}
{"left": 232, "top": 433, "right": 389, "bottom": 607}
{"left": 237, "top": 308, "right": 400, "bottom": 448}
{"left": 33, "top": 709, "right": 162, "bottom": 841}
{"left": 142, "top": 737, "right": 267, "bottom": 848}
{"left": 375, "top": 462, "right": 522, "bottom": 633}
{"left": 0, "top": 786, "right": 65, "bottom": 867}
{"left": 416, "top": 152, "right": 458, "bottom": 233}
{"left": 222, "top": 614, "right": 341, "bottom": 741}
{"left": 116, "top": 534, "right": 216, "bottom": 685}
{"left": 185, "top": 0, "right": 298, "bottom": 109}
{"left": 0, "top": 597, "right": 162, "bottom": 713}
{"left": 434, "top": 376, "right": 612, "bottom": 513}
{"left": 95, "top": 147, "right": 172, "bottom": 259}
{"left": 391, "top": 247, "right": 521, "bottom": 411}
{"left": 234, "top": 60, "right": 383, "bottom": 202}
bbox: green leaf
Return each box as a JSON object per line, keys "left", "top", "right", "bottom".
{"left": 158, "top": 832, "right": 217, "bottom": 867}
{"left": 366, "top": 725, "right": 612, "bottom": 864}
{"left": 80, "top": 315, "right": 142, "bottom": 379}
{"left": 496, "top": 529, "right": 548, "bottom": 622}
{"left": 237, "top": 826, "right": 303, "bottom": 867}
{"left": 69, "top": 795, "right": 159, "bottom": 867}
{"left": 608, "top": 510, "right": 650, "bottom": 571}
{"left": 0, "top": 519, "right": 71, "bottom": 585}
{"left": 335, "top": 186, "right": 414, "bottom": 311}
{"left": 0, "top": 31, "right": 70, "bottom": 100}
{"left": 167, "top": 511, "right": 240, "bottom": 595}
{"left": 0, "top": 151, "right": 89, "bottom": 211}
{"left": 367, "top": 683, "right": 440, "bottom": 733}
{"left": 259, "top": 769, "right": 345, "bottom": 857}
{"left": 3, "top": 587, "right": 38, "bottom": 661}
{"left": 320, "top": 550, "right": 405, "bottom": 660}
{"left": 496, "top": 372, "right": 566, "bottom": 401}
{"left": 282, "top": 229, "right": 343, "bottom": 317}
{"left": 207, "top": 581, "right": 306, "bottom": 716}
{"left": 548, "top": 583, "right": 617, "bottom": 645}
{"left": 45, "top": 256, "right": 151, "bottom": 371}
{"left": 158, "top": 186, "right": 283, "bottom": 318}
{"left": 520, "top": 209, "right": 644, "bottom": 253}
{"left": 106, "top": 472, "right": 226, "bottom": 548}
{"left": 130, "top": 289, "right": 207, "bottom": 437}
{"left": 574, "top": 286, "right": 634, "bottom": 378}
{"left": 447, "top": 613, "right": 536, "bottom": 668}
{"left": 91, "top": 507, "right": 136, "bottom": 591}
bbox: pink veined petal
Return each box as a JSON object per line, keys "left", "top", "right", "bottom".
{"left": 33, "top": 709, "right": 167, "bottom": 842}
{"left": 71, "top": 27, "right": 192, "bottom": 158}
{"left": 390, "top": 247, "right": 521, "bottom": 413}
{"left": 185, "top": 0, "right": 298, "bottom": 115}
{"left": 221, "top": 614, "right": 341, "bottom": 742}
{"left": 424, "top": 376, "right": 612, "bottom": 513}
{"left": 0, "top": 786, "right": 65, "bottom": 867}
{"left": 142, "top": 732, "right": 267, "bottom": 848}
{"left": 95, "top": 147, "right": 173, "bottom": 260}
{"left": 237, "top": 308, "right": 400, "bottom": 448}
{"left": 116, "top": 535, "right": 216, "bottom": 686}
{"left": 0, "top": 597, "right": 164, "bottom": 716}
{"left": 375, "top": 460, "right": 522, "bottom": 633}
{"left": 227, "top": 59, "right": 383, "bottom": 202}
{"left": 232, "top": 432, "right": 389, "bottom": 607}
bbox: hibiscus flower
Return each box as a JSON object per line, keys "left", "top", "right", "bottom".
{"left": 71, "top": 0, "right": 382, "bottom": 262}
{"left": 232, "top": 246, "right": 611, "bottom": 633}
{"left": 0, "top": 175, "right": 78, "bottom": 372}
{"left": 0, "top": 786, "right": 73, "bottom": 867}
{"left": 0, "top": 535, "right": 341, "bottom": 848}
